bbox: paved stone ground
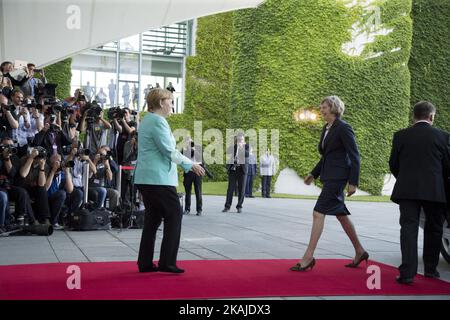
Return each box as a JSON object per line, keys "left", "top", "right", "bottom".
{"left": 1, "top": 195, "right": 449, "bottom": 300}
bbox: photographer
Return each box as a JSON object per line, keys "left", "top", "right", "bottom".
{"left": 32, "top": 114, "right": 72, "bottom": 157}
{"left": 45, "top": 154, "right": 77, "bottom": 229}
{"left": 99, "top": 145, "right": 120, "bottom": 211}
{"left": 20, "top": 64, "right": 47, "bottom": 99}
{"left": 121, "top": 131, "right": 138, "bottom": 206}
{"left": 0, "top": 93, "right": 19, "bottom": 140}
{"left": 112, "top": 107, "right": 136, "bottom": 165}
{"left": 88, "top": 148, "right": 114, "bottom": 209}
{"left": 17, "top": 147, "right": 51, "bottom": 225}
{"left": 0, "top": 137, "right": 37, "bottom": 231}
{"left": 65, "top": 141, "right": 96, "bottom": 211}
{"left": 80, "top": 103, "right": 111, "bottom": 155}
{"left": 0, "top": 61, "right": 30, "bottom": 93}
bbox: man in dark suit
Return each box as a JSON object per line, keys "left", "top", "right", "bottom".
{"left": 223, "top": 133, "right": 249, "bottom": 213}
{"left": 389, "top": 101, "right": 450, "bottom": 284}
{"left": 181, "top": 137, "right": 203, "bottom": 216}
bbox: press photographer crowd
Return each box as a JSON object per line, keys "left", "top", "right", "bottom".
{"left": 0, "top": 61, "right": 140, "bottom": 235}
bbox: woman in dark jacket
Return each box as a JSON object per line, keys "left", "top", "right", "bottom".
{"left": 291, "top": 96, "right": 368, "bottom": 271}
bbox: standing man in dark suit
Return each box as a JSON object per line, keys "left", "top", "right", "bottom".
{"left": 222, "top": 133, "right": 249, "bottom": 213}
{"left": 389, "top": 101, "right": 450, "bottom": 284}
{"left": 182, "top": 137, "right": 203, "bottom": 216}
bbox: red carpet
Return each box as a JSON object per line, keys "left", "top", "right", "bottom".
{"left": 0, "top": 259, "right": 449, "bottom": 300}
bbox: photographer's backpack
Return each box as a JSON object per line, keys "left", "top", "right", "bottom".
{"left": 68, "top": 162, "right": 112, "bottom": 231}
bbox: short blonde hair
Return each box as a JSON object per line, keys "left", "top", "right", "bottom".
{"left": 321, "top": 95, "right": 345, "bottom": 117}
{"left": 146, "top": 88, "right": 173, "bottom": 111}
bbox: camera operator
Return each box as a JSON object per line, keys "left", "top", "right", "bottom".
{"left": 45, "top": 154, "right": 77, "bottom": 229}
{"left": 17, "top": 147, "right": 51, "bottom": 225}
{"left": 0, "top": 93, "right": 19, "bottom": 140}
{"left": 80, "top": 104, "right": 111, "bottom": 155}
{"left": 0, "top": 137, "right": 38, "bottom": 232}
{"left": 112, "top": 107, "right": 136, "bottom": 165}
{"left": 20, "top": 64, "right": 47, "bottom": 99}
{"left": 88, "top": 148, "right": 114, "bottom": 209}
{"left": 32, "top": 113, "right": 72, "bottom": 157}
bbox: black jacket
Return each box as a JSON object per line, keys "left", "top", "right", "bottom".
{"left": 311, "top": 118, "right": 360, "bottom": 186}
{"left": 2, "top": 73, "right": 29, "bottom": 87}
{"left": 226, "top": 143, "right": 249, "bottom": 175}
{"left": 389, "top": 122, "right": 450, "bottom": 204}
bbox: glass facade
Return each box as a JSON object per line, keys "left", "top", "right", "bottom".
{"left": 70, "top": 21, "right": 191, "bottom": 113}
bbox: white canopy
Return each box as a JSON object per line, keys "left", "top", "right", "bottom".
{"left": 0, "top": 0, "right": 264, "bottom": 67}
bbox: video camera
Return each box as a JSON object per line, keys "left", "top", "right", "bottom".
{"left": 107, "top": 106, "right": 137, "bottom": 120}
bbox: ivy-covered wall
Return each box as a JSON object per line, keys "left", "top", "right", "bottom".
{"left": 168, "top": 12, "right": 235, "bottom": 181}
{"left": 231, "top": 0, "right": 412, "bottom": 195}
{"left": 409, "top": 0, "right": 450, "bottom": 131}
{"left": 43, "top": 58, "right": 72, "bottom": 99}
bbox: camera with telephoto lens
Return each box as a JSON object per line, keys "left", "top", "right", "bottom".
{"left": 0, "top": 144, "right": 17, "bottom": 155}
{"left": 84, "top": 101, "right": 102, "bottom": 125}
{"left": 100, "top": 151, "right": 112, "bottom": 162}
{"left": 61, "top": 160, "right": 75, "bottom": 169}
{"left": 61, "top": 145, "right": 73, "bottom": 156}
{"left": 78, "top": 148, "right": 91, "bottom": 157}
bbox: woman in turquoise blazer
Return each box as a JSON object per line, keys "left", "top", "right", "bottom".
{"left": 135, "top": 88, "right": 204, "bottom": 274}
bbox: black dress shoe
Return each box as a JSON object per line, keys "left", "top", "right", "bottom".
{"left": 183, "top": 210, "right": 190, "bottom": 215}
{"left": 396, "top": 276, "right": 414, "bottom": 284}
{"left": 138, "top": 264, "right": 158, "bottom": 273}
{"left": 237, "top": 208, "right": 242, "bottom": 213}
{"left": 424, "top": 271, "right": 440, "bottom": 279}
{"left": 196, "top": 211, "right": 202, "bottom": 216}
{"left": 158, "top": 265, "right": 185, "bottom": 274}
{"left": 222, "top": 208, "right": 229, "bottom": 213}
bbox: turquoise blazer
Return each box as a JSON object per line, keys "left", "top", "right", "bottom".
{"left": 133, "top": 113, "right": 193, "bottom": 186}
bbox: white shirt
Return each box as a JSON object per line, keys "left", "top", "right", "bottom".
{"left": 260, "top": 153, "right": 276, "bottom": 176}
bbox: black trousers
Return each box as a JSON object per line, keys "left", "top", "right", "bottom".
{"left": 7, "top": 186, "right": 36, "bottom": 223}
{"left": 225, "top": 169, "right": 246, "bottom": 209}
{"left": 261, "top": 175, "right": 272, "bottom": 197}
{"left": 26, "top": 186, "right": 51, "bottom": 223}
{"left": 183, "top": 171, "right": 202, "bottom": 212}
{"left": 398, "top": 200, "right": 446, "bottom": 278}
{"left": 137, "top": 185, "right": 183, "bottom": 269}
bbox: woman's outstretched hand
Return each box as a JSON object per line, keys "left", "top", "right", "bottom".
{"left": 191, "top": 163, "right": 205, "bottom": 177}
{"left": 304, "top": 174, "right": 314, "bottom": 185}
{"left": 347, "top": 184, "right": 357, "bottom": 197}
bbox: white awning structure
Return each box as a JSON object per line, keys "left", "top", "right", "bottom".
{"left": 0, "top": 0, "right": 264, "bottom": 67}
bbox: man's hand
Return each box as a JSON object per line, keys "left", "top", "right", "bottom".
{"left": 304, "top": 174, "right": 314, "bottom": 185}
{"left": 70, "top": 147, "right": 78, "bottom": 157}
{"left": 51, "top": 160, "right": 61, "bottom": 172}
{"left": 38, "top": 158, "right": 46, "bottom": 170}
{"left": 30, "top": 148, "right": 39, "bottom": 159}
{"left": 191, "top": 163, "right": 205, "bottom": 177}
{"left": 347, "top": 184, "right": 357, "bottom": 197}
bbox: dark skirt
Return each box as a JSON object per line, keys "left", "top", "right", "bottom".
{"left": 314, "top": 180, "right": 351, "bottom": 216}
